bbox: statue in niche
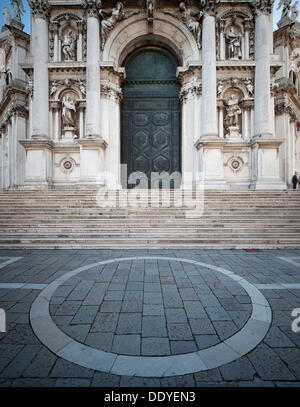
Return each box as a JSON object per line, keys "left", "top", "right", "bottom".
{"left": 217, "top": 80, "right": 224, "bottom": 97}
{"left": 79, "top": 80, "right": 86, "bottom": 97}
{"left": 99, "top": 2, "right": 139, "bottom": 50}
{"left": 62, "top": 94, "right": 76, "bottom": 127}
{"left": 225, "top": 93, "right": 242, "bottom": 138}
{"left": 10, "top": 0, "right": 25, "bottom": 22}
{"left": 62, "top": 29, "right": 76, "bottom": 61}
{"left": 226, "top": 27, "right": 242, "bottom": 60}
{"left": 2, "top": 6, "right": 11, "bottom": 26}
{"left": 164, "top": 2, "right": 202, "bottom": 49}
{"left": 244, "top": 77, "right": 253, "bottom": 96}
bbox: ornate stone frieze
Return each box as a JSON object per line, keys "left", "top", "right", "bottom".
{"left": 275, "top": 97, "right": 300, "bottom": 122}
{"left": 28, "top": 0, "right": 50, "bottom": 19}
{"left": 217, "top": 77, "right": 254, "bottom": 98}
{"left": 49, "top": 78, "right": 86, "bottom": 99}
{"left": 250, "top": 0, "right": 275, "bottom": 16}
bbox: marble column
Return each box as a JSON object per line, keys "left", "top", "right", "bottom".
{"left": 201, "top": 4, "right": 218, "bottom": 138}
{"left": 253, "top": 2, "right": 273, "bottom": 138}
{"left": 84, "top": 2, "right": 101, "bottom": 138}
{"left": 29, "top": 0, "right": 50, "bottom": 139}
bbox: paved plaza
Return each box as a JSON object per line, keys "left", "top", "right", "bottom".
{"left": 0, "top": 249, "right": 300, "bottom": 387}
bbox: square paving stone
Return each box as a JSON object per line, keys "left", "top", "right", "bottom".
{"left": 194, "top": 335, "right": 219, "bottom": 349}
{"left": 220, "top": 357, "right": 256, "bottom": 381}
{"left": 144, "top": 292, "right": 163, "bottom": 305}
{"left": 165, "top": 308, "right": 187, "bottom": 323}
{"left": 189, "top": 318, "right": 216, "bottom": 335}
{"left": 62, "top": 324, "right": 90, "bottom": 342}
{"left": 205, "top": 306, "right": 232, "bottom": 321}
{"left": 71, "top": 306, "right": 99, "bottom": 324}
{"left": 194, "top": 368, "right": 223, "bottom": 383}
{"left": 197, "top": 295, "right": 220, "bottom": 307}
{"left": 170, "top": 341, "right": 197, "bottom": 355}
{"left": 167, "top": 323, "right": 193, "bottom": 340}
{"left": 144, "top": 283, "right": 161, "bottom": 292}
{"left": 126, "top": 282, "right": 144, "bottom": 291}
{"left": 108, "top": 283, "right": 126, "bottom": 291}
{"left": 121, "top": 301, "right": 143, "bottom": 313}
{"left": 111, "top": 335, "right": 141, "bottom": 356}
{"left": 273, "top": 348, "right": 300, "bottom": 379}
{"left": 104, "top": 290, "right": 124, "bottom": 301}
{"left": 264, "top": 327, "right": 296, "bottom": 348}
{"left": 183, "top": 301, "right": 207, "bottom": 319}
{"left": 141, "top": 338, "right": 171, "bottom": 356}
{"left": 90, "top": 313, "right": 119, "bottom": 333}
{"left": 143, "top": 304, "right": 164, "bottom": 316}
{"left": 99, "top": 301, "right": 122, "bottom": 313}
{"left": 85, "top": 333, "right": 114, "bottom": 352}
{"left": 23, "top": 348, "right": 57, "bottom": 378}
{"left": 175, "top": 278, "right": 192, "bottom": 288}
{"left": 50, "top": 359, "right": 93, "bottom": 378}
{"left": 55, "top": 301, "right": 82, "bottom": 316}
{"left": 92, "top": 371, "right": 121, "bottom": 387}
{"left": 247, "top": 344, "right": 296, "bottom": 381}
{"left": 213, "top": 321, "right": 238, "bottom": 340}
{"left": 117, "top": 313, "right": 142, "bottom": 334}
{"left": 142, "top": 316, "right": 167, "bottom": 337}
{"left": 124, "top": 291, "right": 143, "bottom": 301}
{"left": 179, "top": 288, "right": 198, "bottom": 301}
{"left": 218, "top": 298, "right": 245, "bottom": 311}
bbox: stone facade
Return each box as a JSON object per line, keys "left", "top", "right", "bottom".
{"left": 0, "top": 0, "right": 299, "bottom": 189}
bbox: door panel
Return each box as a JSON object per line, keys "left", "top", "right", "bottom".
{"left": 121, "top": 48, "right": 181, "bottom": 188}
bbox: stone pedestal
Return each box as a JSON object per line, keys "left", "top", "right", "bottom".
{"left": 19, "top": 140, "right": 53, "bottom": 186}
{"left": 61, "top": 127, "right": 78, "bottom": 140}
{"left": 78, "top": 138, "right": 107, "bottom": 185}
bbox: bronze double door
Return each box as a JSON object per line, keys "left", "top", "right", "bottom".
{"left": 121, "top": 47, "right": 181, "bottom": 188}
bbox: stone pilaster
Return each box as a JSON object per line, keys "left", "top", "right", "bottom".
{"left": 83, "top": 0, "right": 101, "bottom": 138}
{"left": 252, "top": 0, "right": 274, "bottom": 138}
{"left": 200, "top": 0, "right": 219, "bottom": 138}
{"left": 28, "top": 0, "right": 50, "bottom": 140}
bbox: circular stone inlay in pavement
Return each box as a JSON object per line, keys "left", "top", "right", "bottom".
{"left": 30, "top": 257, "right": 272, "bottom": 378}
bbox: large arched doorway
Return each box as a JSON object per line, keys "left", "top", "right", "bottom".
{"left": 121, "top": 47, "right": 181, "bottom": 188}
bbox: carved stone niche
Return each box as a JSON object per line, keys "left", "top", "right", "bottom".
{"left": 60, "top": 90, "right": 79, "bottom": 140}
{"left": 61, "top": 26, "right": 77, "bottom": 62}
{"left": 224, "top": 88, "right": 243, "bottom": 139}
{"left": 225, "top": 24, "right": 243, "bottom": 60}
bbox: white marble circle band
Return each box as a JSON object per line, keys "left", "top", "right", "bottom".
{"left": 30, "top": 257, "right": 272, "bottom": 377}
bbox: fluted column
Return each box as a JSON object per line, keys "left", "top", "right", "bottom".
{"left": 201, "top": 1, "right": 218, "bottom": 138}
{"left": 28, "top": 0, "right": 50, "bottom": 139}
{"left": 253, "top": 0, "right": 274, "bottom": 138}
{"left": 84, "top": 0, "right": 101, "bottom": 138}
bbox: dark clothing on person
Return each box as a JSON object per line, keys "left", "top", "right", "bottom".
{"left": 292, "top": 174, "right": 298, "bottom": 189}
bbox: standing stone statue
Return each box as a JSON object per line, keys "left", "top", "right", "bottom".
{"left": 164, "top": 2, "right": 203, "bottom": 49}
{"left": 10, "top": 0, "right": 25, "bottom": 22}
{"left": 225, "top": 94, "right": 242, "bottom": 137}
{"left": 62, "top": 95, "right": 76, "bottom": 127}
{"left": 226, "top": 27, "right": 242, "bottom": 60}
{"left": 99, "top": 2, "right": 139, "bottom": 49}
{"left": 2, "top": 6, "right": 11, "bottom": 26}
{"left": 62, "top": 30, "right": 76, "bottom": 61}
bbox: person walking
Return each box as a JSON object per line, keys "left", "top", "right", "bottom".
{"left": 292, "top": 172, "right": 298, "bottom": 189}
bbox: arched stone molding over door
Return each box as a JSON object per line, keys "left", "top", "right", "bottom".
{"left": 101, "top": 13, "right": 200, "bottom": 189}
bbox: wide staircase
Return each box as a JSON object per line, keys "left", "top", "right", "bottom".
{"left": 0, "top": 189, "right": 299, "bottom": 249}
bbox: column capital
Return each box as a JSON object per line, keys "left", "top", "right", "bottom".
{"left": 200, "top": 0, "right": 220, "bottom": 17}
{"left": 82, "top": 0, "right": 101, "bottom": 18}
{"left": 250, "top": 0, "right": 275, "bottom": 16}
{"left": 28, "top": 0, "right": 50, "bottom": 20}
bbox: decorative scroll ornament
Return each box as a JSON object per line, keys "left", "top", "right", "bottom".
{"left": 99, "top": 2, "right": 139, "bottom": 50}
{"left": 164, "top": 2, "right": 203, "bottom": 49}
{"left": 82, "top": 0, "right": 102, "bottom": 17}
{"left": 250, "top": 0, "right": 275, "bottom": 15}
{"left": 200, "top": 0, "right": 220, "bottom": 15}
{"left": 28, "top": 0, "right": 50, "bottom": 19}
{"left": 277, "top": 0, "right": 299, "bottom": 28}
{"left": 49, "top": 78, "right": 86, "bottom": 99}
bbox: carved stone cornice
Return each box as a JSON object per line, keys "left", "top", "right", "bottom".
{"left": 250, "top": 0, "right": 275, "bottom": 16}
{"left": 28, "top": 0, "right": 50, "bottom": 20}
{"left": 200, "top": 0, "right": 220, "bottom": 16}
{"left": 82, "top": 0, "right": 101, "bottom": 18}
{"left": 275, "top": 97, "right": 300, "bottom": 122}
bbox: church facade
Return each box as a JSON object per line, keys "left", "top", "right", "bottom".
{"left": 0, "top": 0, "right": 300, "bottom": 190}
